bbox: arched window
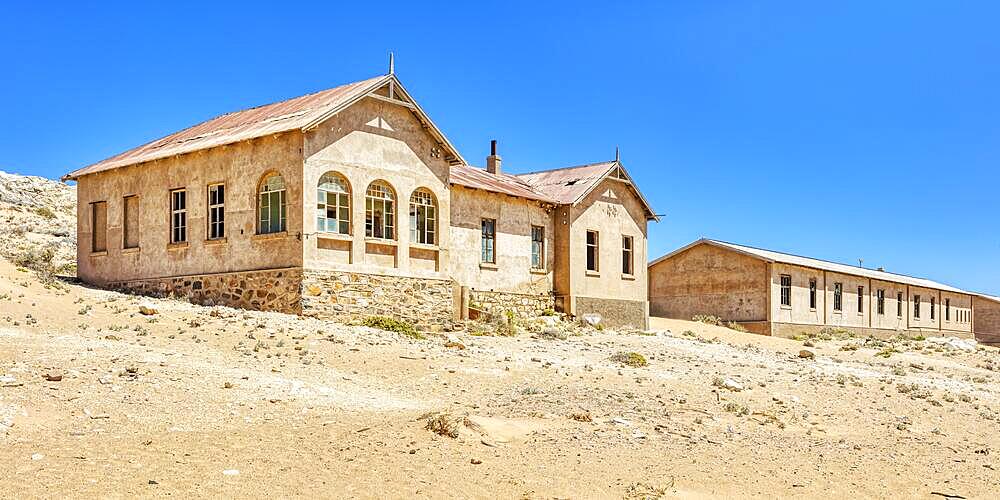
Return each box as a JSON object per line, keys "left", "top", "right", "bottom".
{"left": 409, "top": 188, "right": 436, "bottom": 245}
{"left": 317, "top": 172, "right": 350, "bottom": 234}
{"left": 365, "top": 181, "right": 395, "bottom": 239}
{"left": 258, "top": 173, "right": 287, "bottom": 234}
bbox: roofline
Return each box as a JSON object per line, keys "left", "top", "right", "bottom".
{"left": 515, "top": 161, "right": 618, "bottom": 176}
{"left": 649, "top": 238, "right": 974, "bottom": 295}
{"left": 569, "top": 160, "right": 659, "bottom": 222}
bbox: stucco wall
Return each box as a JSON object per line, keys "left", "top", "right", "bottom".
{"left": 647, "top": 243, "right": 767, "bottom": 321}
{"left": 940, "top": 291, "right": 973, "bottom": 334}
{"left": 815, "top": 271, "right": 869, "bottom": 329}
{"left": 448, "top": 186, "right": 553, "bottom": 295}
{"left": 75, "top": 133, "right": 304, "bottom": 285}
{"left": 302, "top": 96, "right": 452, "bottom": 280}
{"left": 973, "top": 297, "right": 1000, "bottom": 344}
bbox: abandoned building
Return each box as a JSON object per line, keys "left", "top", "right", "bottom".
{"left": 648, "top": 239, "right": 983, "bottom": 340}
{"left": 62, "top": 72, "right": 657, "bottom": 329}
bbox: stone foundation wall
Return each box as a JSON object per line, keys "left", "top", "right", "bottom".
{"left": 574, "top": 296, "right": 647, "bottom": 329}
{"left": 770, "top": 322, "right": 975, "bottom": 340}
{"left": 301, "top": 269, "right": 455, "bottom": 330}
{"left": 109, "top": 268, "right": 303, "bottom": 314}
{"left": 469, "top": 290, "right": 554, "bottom": 319}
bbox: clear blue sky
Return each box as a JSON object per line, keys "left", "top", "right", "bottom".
{"left": 1, "top": 1, "right": 998, "bottom": 294}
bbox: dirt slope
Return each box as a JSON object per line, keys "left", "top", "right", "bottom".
{"left": 0, "top": 255, "right": 998, "bottom": 498}
{"left": 0, "top": 170, "right": 76, "bottom": 275}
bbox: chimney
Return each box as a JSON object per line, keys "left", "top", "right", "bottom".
{"left": 486, "top": 139, "right": 502, "bottom": 175}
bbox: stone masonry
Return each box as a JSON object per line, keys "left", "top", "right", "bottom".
{"left": 301, "top": 269, "right": 455, "bottom": 330}
{"left": 469, "top": 289, "right": 555, "bottom": 319}
{"left": 110, "top": 268, "right": 303, "bottom": 313}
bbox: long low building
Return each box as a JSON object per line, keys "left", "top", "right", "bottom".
{"left": 648, "top": 239, "right": 996, "bottom": 342}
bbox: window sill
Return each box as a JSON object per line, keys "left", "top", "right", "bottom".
{"left": 121, "top": 247, "right": 140, "bottom": 255}
{"left": 409, "top": 242, "right": 439, "bottom": 251}
{"left": 530, "top": 268, "right": 547, "bottom": 275}
{"left": 833, "top": 310, "right": 842, "bottom": 315}
{"left": 780, "top": 305, "right": 792, "bottom": 310}
{"left": 480, "top": 262, "right": 498, "bottom": 270}
{"left": 585, "top": 270, "right": 600, "bottom": 277}
{"left": 89, "top": 250, "right": 108, "bottom": 257}
{"left": 167, "top": 242, "right": 189, "bottom": 251}
{"left": 365, "top": 237, "right": 397, "bottom": 246}
{"left": 317, "top": 232, "right": 352, "bottom": 242}
{"left": 622, "top": 273, "right": 636, "bottom": 281}
{"left": 253, "top": 231, "right": 288, "bottom": 241}
{"left": 205, "top": 237, "right": 228, "bottom": 246}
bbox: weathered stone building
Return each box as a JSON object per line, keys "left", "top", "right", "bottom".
{"left": 973, "top": 294, "right": 1000, "bottom": 345}
{"left": 649, "top": 239, "right": 979, "bottom": 339}
{"left": 64, "top": 72, "right": 657, "bottom": 329}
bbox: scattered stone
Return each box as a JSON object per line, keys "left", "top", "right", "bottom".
{"left": 224, "top": 382, "right": 234, "bottom": 389}
{"left": 470, "top": 458, "right": 482, "bottom": 465}
{"left": 222, "top": 469, "right": 240, "bottom": 476}
{"left": 138, "top": 303, "right": 158, "bottom": 316}
{"left": 798, "top": 350, "right": 815, "bottom": 359}
{"left": 31, "top": 453, "right": 44, "bottom": 461}
{"left": 43, "top": 371, "right": 62, "bottom": 382}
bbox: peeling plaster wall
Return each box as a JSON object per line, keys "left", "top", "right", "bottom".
{"left": 974, "top": 297, "right": 1000, "bottom": 344}
{"left": 75, "top": 133, "right": 304, "bottom": 286}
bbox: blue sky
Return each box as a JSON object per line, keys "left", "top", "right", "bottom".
{"left": 1, "top": 1, "right": 998, "bottom": 294}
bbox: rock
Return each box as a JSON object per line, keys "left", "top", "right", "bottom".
{"left": 540, "top": 327, "right": 568, "bottom": 340}
{"left": 43, "top": 371, "right": 62, "bottom": 382}
{"left": 721, "top": 378, "right": 743, "bottom": 392}
{"left": 138, "top": 303, "right": 158, "bottom": 316}
{"left": 222, "top": 469, "right": 240, "bottom": 476}
{"left": 470, "top": 458, "right": 482, "bottom": 465}
{"left": 31, "top": 453, "right": 44, "bottom": 461}
{"left": 539, "top": 316, "right": 559, "bottom": 327}
{"left": 224, "top": 382, "right": 234, "bottom": 389}
{"left": 798, "top": 350, "right": 815, "bottom": 359}
{"left": 582, "top": 313, "right": 602, "bottom": 327}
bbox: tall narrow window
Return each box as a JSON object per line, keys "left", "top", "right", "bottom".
{"left": 531, "top": 225, "right": 544, "bottom": 269}
{"left": 409, "top": 188, "right": 436, "bottom": 245}
{"left": 317, "top": 172, "right": 351, "bottom": 235}
{"left": 833, "top": 282, "right": 843, "bottom": 311}
{"left": 586, "top": 230, "right": 599, "bottom": 272}
{"left": 365, "top": 181, "right": 395, "bottom": 239}
{"left": 208, "top": 184, "right": 225, "bottom": 240}
{"left": 946, "top": 298, "right": 951, "bottom": 321}
{"left": 930, "top": 297, "right": 935, "bottom": 320}
{"left": 481, "top": 218, "right": 496, "bottom": 263}
{"left": 780, "top": 275, "right": 791, "bottom": 306}
{"left": 876, "top": 289, "right": 885, "bottom": 315}
{"left": 91, "top": 201, "right": 107, "bottom": 252}
{"left": 808, "top": 278, "right": 817, "bottom": 309}
{"left": 857, "top": 286, "right": 864, "bottom": 314}
{"left": 258, "top": 174, "right": 287, "bottom": 235}
{"left": 170, "top": 189, "right": 187, "bottom": 243}
{"left": 123, "top": 195, "right": 139, "bottom": 249}
{"left": 622, "top": 235, "right": 634, "bottom": 276}
{"left": 914, "top": 295, "right": 921, "bottom": 318}
{"left": 897, "top": 292, "right": 904, "bottom": 317}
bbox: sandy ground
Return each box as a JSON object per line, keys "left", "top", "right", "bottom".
{"left": 0, "top": 259, "right": 998, "bottom": 499}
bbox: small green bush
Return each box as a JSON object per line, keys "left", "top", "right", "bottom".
{"left": 541, "top": 308, "right": 557, "bottom": 316}
{"left": 692, "top": 314, "right": 723, "bottom": 326}
{"left": 33, "top": 207, "right": 56, "bottom": 219}
{"left": 610, "top": 351, "right": 648, "bottom": 368}
{"left": 362, "top": 316, "right": 422, "bottom": 339}
{"left": 726, "top": 321, "right": 748, "bottom": 333}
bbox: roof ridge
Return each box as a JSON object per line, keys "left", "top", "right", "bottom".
{"left": 514, "top": 160, "right": 616, "bottom": 177}
{"left": 210, "top": 74, "right": 388, "bottom": 120}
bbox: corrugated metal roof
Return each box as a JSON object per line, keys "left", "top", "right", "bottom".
{"left": 515, "top": 162, "right": 616, "bottom": 205}
{"left": 651, "top": 239, "right": 971, "bottom": 294}
{"left": 64, "top": 74, "right": 410, "bottom": 180}
{"left": 450, "top": 165, "right": 555, "bottom": 203}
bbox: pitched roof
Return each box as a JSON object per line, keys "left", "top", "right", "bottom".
{"left": 651, "top": 238, "right": 971, "bottom": 294}
{"left": 449, "top": 165, "right": 555, "bottom": 203}
{"left": 63, "top": 74, "right": 465, "bottom": 181}
{"left": 516, "top": 161, "right": 658, "bottom": 220}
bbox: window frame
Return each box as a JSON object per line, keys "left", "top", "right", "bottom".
{"left": 408, "top": 188, "right": 437, "bottom": 245}
{"left": 207, "top": 183, "right": 225, "bottom": 240}
{"left": 317, "top": 172, "right": 351, "bottom": 235}
{"left": 946, "top": 298, "right": 951, "bottom": 321}
{"left": 122, "top": 195, "right": 139, "bottom": 249}
{"left": 876, "top": 289, "right": 885, "bottom": 315}
{"left": 914, "top": 295, "right": 921, "bottom": 319}
{"left": 257, "top": 173, "right": 287, "bottom": 235}
{"left": 857, "top": 286, "right": 864, "bottom": 314}
{"left": 808, "top": 278, "right": 817, "bottom": 310}
{"left": 897, "top": 292, "right": 904, "bottom": 317}
{"left": 481, "top": 218, "right": 496, "bottom": 264}
{"left": 365, "top": 181, "right": 395, "bottom": 240}
{"left": 530, "top": 225, "right": 545, "bottom": 270}
{"left": 622, "top": 235, "right": 634, "bottom": 276}
{"left": 91, "top": 200, "right": 108, "bottom": 253}
{"left": 833, "top": 282, "right": 843, "bottom": 312}
{"left": 170, "top": 189, "right": 187, "bottom": 244}
{"left": 779, "top": 274, "right": 792, "bottom": 307}
{"left": 930, "top": 297, "right": 935, "bottom": 320}
{"left": 586, "top": 230, "right": 600, "bottom": 273}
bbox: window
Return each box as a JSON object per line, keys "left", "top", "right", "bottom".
{"left": 123, "top": 195, "right": 139, "bottom": 249}
{"left": 91, "top": 201, "right": 107, "bottom": 252}
{"left": 914, "top": 295, "right": 921, "bottom": 318}
{"left": 317, "top": 172, "right": 350, "bottom": 235}
{"left": 897, "top": 292, "right": 904, "bottom": 317}
{"left": 170, "top": 189, "right": 187, "bottom": 243}
{"left": 780, "top": 275, "right": 791, "bottom": 306}
{"left": 586, "top": 230, "right": 599, "bottom": 272}
{"left": 365, "top": 181, "right": 395, "bottom": 239}
{"left": 208, "top": 184, "right": 225, "bottom": 240}
{"left": 409, "top": 188, "right": 436, "bottom": 245}
{"left": 833, "top": 283, "right": 843, "bottom": 311}
{"left": 622, "top": 235, "right": 634, "bottom": 276}
{"left": 946, "top": 298, "right": 951, "bottom": 321}
{"left": 531, "top": 225, "right": 544, "bottom": 269}
{"left": 876, "top": 289, "right": 885, "bottom": 315}
{"left": 481, "top": 218, "right": 496, "bottom": 263}
{"left": 930, "top": 297, "right": 935, "bottom": 320}
{"left": 807, "top": 279, "right": 817, "bottom": 309}
{"left": 857, "top": 286, "right": 864, "bottom": 314}
{"left": 258, "top": 173, "right": 287, "bottom": 235}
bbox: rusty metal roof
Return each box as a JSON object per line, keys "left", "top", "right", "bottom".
{"left": 449, "top": 164, "right": 555, "bottom": 203}
{"left": 64, "top": 74, "right": 468, "bottom": 180}
{"left": 515, "top": 162, "right": 616, "bottom": 205}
